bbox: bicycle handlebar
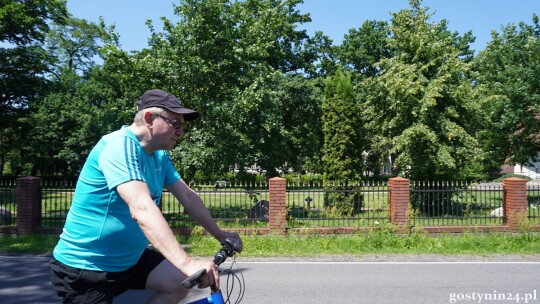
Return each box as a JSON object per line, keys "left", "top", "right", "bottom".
{"left": 181, "top": 269, "right": 208, "bottom": 289}
{"left": 181, "top": 238, "right": 241, "bottom": 289}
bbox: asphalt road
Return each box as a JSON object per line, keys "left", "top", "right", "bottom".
{"left": 1, "top": 254, "right": 539, "bottom": 304}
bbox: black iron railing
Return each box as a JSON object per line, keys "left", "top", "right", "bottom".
{"left": 409, "top": 181, "right": 504, "bottom": 226}
{"left": 1, "top": 178, "right": 539, "bottom": 231}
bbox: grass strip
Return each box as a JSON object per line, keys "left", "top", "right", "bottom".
{"left": 1, "top": 231, "right": 539, "bottom": 256}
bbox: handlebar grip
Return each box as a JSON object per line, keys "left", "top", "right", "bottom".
{"left": 181, "top": 268, "right": 207, "bottom": 289}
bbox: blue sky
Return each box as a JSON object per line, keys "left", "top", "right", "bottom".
{"left": 67, "top": 0, "right": 539, "bottom": 53}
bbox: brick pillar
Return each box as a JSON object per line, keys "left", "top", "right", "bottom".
{"left": 388, "top": 177, "right": 410, "bottom": 227}
{"left": 503, "top": 177, "right": 528, "bottom": 231}
{"left": 269, "top": 177, "right": 286, "bottom": 235}
{"left": 16, "top": 176, "right": 42, "bottom": 234}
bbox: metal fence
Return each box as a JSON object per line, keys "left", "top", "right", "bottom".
{"left": 409, "top": 181, "right": 504, "bottom": 226}
{"left": 161, "top": 181, "right": 269, "bottom": 229}
{"left": 286, "top": 181, "right": 389, "bottom": 228}
{"left": 528, "top": 182, "right": 540, "bottom": 225}
{"left": 0, "top": 178, "right": 16, "bottom": 226}
{"left": 41, "top": 179, "right": 77, "bottom": 228}
{"left": 1, "top": 178, "right": 539, "bottom": 230}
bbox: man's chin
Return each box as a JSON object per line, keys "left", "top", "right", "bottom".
{"left": 167, "top": 142, "right": 177, "bottom": 150}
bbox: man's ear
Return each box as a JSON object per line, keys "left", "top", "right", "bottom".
{"left": 143, "top": 111, "right": 154, "bottom": 126}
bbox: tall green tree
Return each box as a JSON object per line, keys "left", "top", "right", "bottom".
{"left": 474, "top": 15, "right": 540, "bottom": 171}
{"left": 277, "top": 75, "right": 323, "bottom": 173}
{"left": 46, "top": 17, "right": 107, "bottom": 77}
{"left": 0, "top": 0, "right": 67, "bottom": 44}
{"left": 322, "top": 67, "right": 363, "bottom": 181}
{"left": 0, "top": 0, "right": 68, "bottom": 175}
{"left": 125, "top": 0, "right": 325, "bottom": 180}
{"left": 145, "top": 0, "right": 250, "bottom": 179}
{"left": 22, "top": 17, "right": 127, "bottom": 176}
{"left": 321, "top": 68, "right": 364, "bottom": 215}
{"left": 337, "top": 20, "right": 391, "bottom": 78}
{"left": 362, "top": 0, "right": 481, "bottom": 180}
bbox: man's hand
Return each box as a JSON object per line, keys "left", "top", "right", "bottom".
{"left": 181, "top": 258, "right": 219, "bottom": 290}
{"left": 218, "top": 231, "right": 243, "bottom": 253}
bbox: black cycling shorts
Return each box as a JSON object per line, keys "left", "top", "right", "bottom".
{"left": 50, "top": 248, "right": 165, "bottom": 304}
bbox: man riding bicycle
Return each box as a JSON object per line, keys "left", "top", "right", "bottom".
{"left": 50, "top": 89, "right": 242, "bottom": 304}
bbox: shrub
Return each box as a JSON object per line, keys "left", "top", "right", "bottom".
{"left": 323, "top": 185, "right": 364, "bottom": 216}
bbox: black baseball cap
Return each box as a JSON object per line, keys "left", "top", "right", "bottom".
{"left": 137, "top": 89, "right": 199, "bottom": 121}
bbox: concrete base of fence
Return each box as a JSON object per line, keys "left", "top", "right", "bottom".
{"left": 171, "top": 227, "right": 272, "bottom": 236}
{"left": 3, "top": 222, "right": 540, "bottom": 238}
{"left": 0, "top": 227, "right": 17, "bottom": 234}
{"left": 409, "top": 225, "right": 520, "bottom": 234}
{"left": 288, "top": 227, "right": 373, "bottom": 234}
{"left": 169, "top": 225, "right": 540, "bottom": 237}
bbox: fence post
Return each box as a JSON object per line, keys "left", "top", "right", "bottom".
{"left": 269, "top": 177, "right": 286, "bottom": 235}
{"left": 16, "top": 176, "right": 42, "bottom": 234}
{"left": 503, "top": 177, "right": 528, "bottom": 231}
{"left": 388, "top": 177, "right": 410, "bottom": 229}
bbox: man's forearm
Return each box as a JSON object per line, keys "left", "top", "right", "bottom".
{"left": 169, "top": 180, "right": 225, "bottom": 241}
{"left": 182, "top": 193, "right": 224, "bottom": 240}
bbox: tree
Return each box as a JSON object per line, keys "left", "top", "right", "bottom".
{"left": 21, "top": 16, "right": 128, "bottom": 176}
{"left": 277, "top": 75, "right": 323, "bottom": 173}
{"left": 362, "top": 0, "right": 482, "bottom": 181}
{"left": 337, "top": 20, "right": 391, "bottom": 78}
{"left": 0, "top": 0, "right": 67, "bottom": 44}
{"left": 45, "top": 17, "right": 107, "bottom": 77}
{"left": 474, "top": 15, "right": 540, "bottom": 171}
{"left": 24, "top": 76, "right": 133, "bottom": 176}
{"left": 140, "top": 0, "right": 249, "bottom": 179}
{"left": 321, "top": 68, "right": 364, "bottom": 214}
{"left": 302, "top": 30, "right": 337, "bottom": 78}
{"left": 0, "top": 0, "right": 68, "bottom": 175}
{"left": 123, "top": 0, "right": 328, "bottom": 180}
{"left": 322, "top": 67, "right": 363, "bottom": 182}
{"left": 234, "top": 0, "right": 315, "bottom": 75}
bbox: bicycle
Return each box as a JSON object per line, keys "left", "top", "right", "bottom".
{"left": 181, "top": 238, "right": 244, "bottom": 304}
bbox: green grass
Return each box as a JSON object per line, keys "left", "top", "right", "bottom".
{"left": 216, "top": 232, "right": 540, "bottom": 256}
{"left": 0, "top": 234, "right": 60, "bottom": 254}
{"left": 3, "top": 231, "right": 539, "bottom": 256}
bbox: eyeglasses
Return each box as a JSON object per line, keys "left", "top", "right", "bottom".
{"left": 155, "top": 114, "right": 186, "bottom": 130}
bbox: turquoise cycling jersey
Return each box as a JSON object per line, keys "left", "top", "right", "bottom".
{"left": 53, "top": 126, "right": 180, "bottom": 271}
